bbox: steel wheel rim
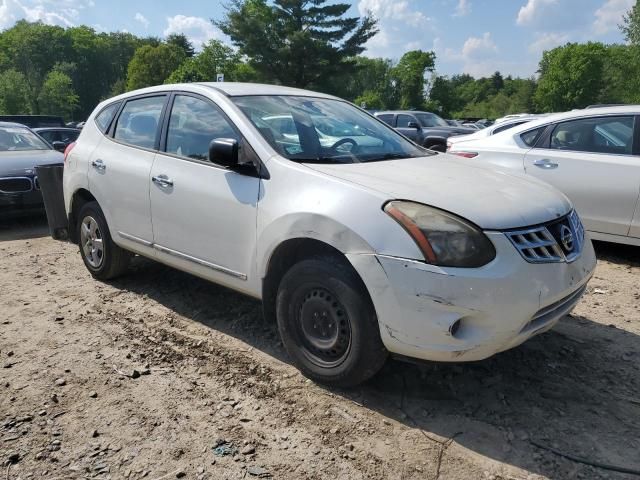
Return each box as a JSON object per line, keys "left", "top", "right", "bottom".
{"left": 80, "top": 215, "right": 104, "bottom": 269}
{"left": 296, "top": 287, "right": 352, "bottom": 368}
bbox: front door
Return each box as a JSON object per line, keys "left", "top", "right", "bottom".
{"left": 150, "top": 93, "right": 260, "bottom": 289}
{"left": 88, "top": 95, "right": 167, "bottom": 244}
{"left": 524, "top": 115, "right": 640, "bottom": 237}
{"left": 395, "top": 114, "right": 420, "bottom": 142}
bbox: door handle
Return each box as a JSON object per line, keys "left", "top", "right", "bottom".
{"left": 152, "top": 175, "right": 174, "bottom": 188}
{"left": 533, "top": 159, "right": 558, "bottom": 169}
{"left": 91, "top": 159, "right": 106, "bottom": 171}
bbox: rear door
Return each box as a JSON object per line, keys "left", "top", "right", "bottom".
{"left": 88, "top": 94, "right": 167, "bottom": 245}
{"left": 395, "top": 114, "right": 420, "bottom": 142}
{"left": 523, "top": 115, "right": 640, "bottom": 236}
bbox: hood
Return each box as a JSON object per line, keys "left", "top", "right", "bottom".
{"left": 0, "top": 149, "right": 64, "bottom": 176}
{"left": 305, "top": 154, "right": 572, "bottom": 230}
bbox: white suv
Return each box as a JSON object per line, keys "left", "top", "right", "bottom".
{"left": 63, "top": 83, "right": 596, "bottom": 386}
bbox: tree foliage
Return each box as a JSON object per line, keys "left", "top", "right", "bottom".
{"left": 534, "top": 42, "right": 606, "bottom": 111}
{"left": 621, "top": 0, "right": 640, "bottom": 45}
{"left": 167, "top": 40, "right": 258, "bottom": 83}
{"left": 217, "top": 0, "right": 377, "bottom": 88}
{"left": 126, "top": 44, "right": 186, "bottom": 91}
{"left": 37, "top": 69, "right": 79, "bottom": 120}
{"left": 0, "top": 69, "right": 30, "bottom": 115}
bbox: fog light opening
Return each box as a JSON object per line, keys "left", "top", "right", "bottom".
{"left": 449, "top": 319, "right": 462, "bottom": 338}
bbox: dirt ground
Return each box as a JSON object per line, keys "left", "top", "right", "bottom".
{"left": 1, "top": 215, "right": 639, "bottom": 480}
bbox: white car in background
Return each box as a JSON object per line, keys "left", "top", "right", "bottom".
{"left": 448, "top": 106, "right": 640, "bottom": 246}
{"left": 447, "top": 115, "right": 546, "bottom": 151}
{"left": 61, "top": 83, "right": 595, "bottom": 386}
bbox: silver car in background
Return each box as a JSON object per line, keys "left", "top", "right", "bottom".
{"left": 448, "top": 106, "right": 640, "bottom": 247}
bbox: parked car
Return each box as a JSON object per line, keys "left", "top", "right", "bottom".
{"left": 60, "top": 83, "right": 595, "bottom": 386}
{"left": 0, "top": 115, "right": 65, "bottom": 128}
{"left": 0, "top": 122, "right": 64, "bottom": 218}
{"left": 448, "top": 106, "right": 640, "bottom": 246}
{"left": 447, "top": 115, "right": 545, "bottom": 151}
{"left": 374, "top": 110, "right": 475, "bottom": 151}
{"left": 34, "top": 127, "right": 81, "bottom": 152}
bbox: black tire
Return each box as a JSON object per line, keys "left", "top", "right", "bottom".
{"left": 275, "top": 255, "right": 387, "bottom": 387}
{"left": 76, "top": 201, "right": 130, "bottom": 280}
{"left": 425, "top": 143, "right": 446, "bottom": 152}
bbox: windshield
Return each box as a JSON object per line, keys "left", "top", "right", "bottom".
{"left": 415, "top": 113, "right": 448, "bottom": 128}
{"left": 0, "top": 126, "right": 51, "bottom": 152}
{"left": 232, "top": 95, "right": 429, "bottom": 163}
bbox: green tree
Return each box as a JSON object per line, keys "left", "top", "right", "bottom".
{"left": 327, "top": 56, "right": 395, "bottom": 107}
{"left": 126, "top": 44, "right": 186, "bottom": 90}
{"left": 217, "top": 0, "right": 377, "bottom": 89}
{"left": 391, "top": 50, "right": 436, "bottom": 109}
{"left": 37, "top": 70, "right": 79, "bottom": 120}
{"left": 166, "top": 33, "right": 196, "bottom": 58}
{"left": 621, "top": 0, "right": 640, "bottom": 45}
{"left": 0, "top": 69, "right": 30, "bottom": 114}
{"left": 167, "top": 39, "right": 258, "bottom": 83}
{"left": 535, "top": 42, "right": 606, "bottom": 111}
{"left": 0, "top": 20, "right": 72, "bottom": 113}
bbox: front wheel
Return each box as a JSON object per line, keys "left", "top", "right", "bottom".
{"left": 77, "top": 201, "right": 131, "bottom": 280}
{"left": 275, "top": 255, "right": 387, "bottom": 387}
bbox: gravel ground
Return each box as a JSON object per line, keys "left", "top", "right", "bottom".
{"left": 1, "top": 215, "right": 639, "bottom": 480}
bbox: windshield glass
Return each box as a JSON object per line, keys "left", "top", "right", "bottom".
{"left": 415, "top": 113, "right": 448, "bottom": 128}
{"left": 232, "top": 95, "right": 429, "bottom": 163}
{"left": 0, "top": 126, "right": 50, "bottom": 152}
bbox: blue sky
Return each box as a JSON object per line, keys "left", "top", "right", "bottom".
{"left": 0, "top": 0, "right": 633, "bottom": 78}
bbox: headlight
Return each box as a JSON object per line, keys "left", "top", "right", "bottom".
{"left": 384, "top": 201, "right": 496, "bottom": 267}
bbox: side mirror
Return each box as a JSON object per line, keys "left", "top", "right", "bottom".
{"left": 52, "top": 141, "right": 67, "bottom": 152}
{"left": 407, "top": 121, "right": 420, "bottom": 129}
{"left": 209, "top": 138, "right": 239, "bottom": 167}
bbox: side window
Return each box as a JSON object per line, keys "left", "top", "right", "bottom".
{"left": 377, "top": 114, "right": 394, "bottom": 126}
{"left": 114, "top": 96, "right": 166, "bottom": 149}
{"left": 95, "top": 102, "right": 121, "bottom": 133}
{"left": 166, "top": 95, "right": 239, "bottom": 162}
{"left": 550, "top": 116, "right": 634, "bottom": 155}
{"left": 39, "top": 131, "right": 55, "bottom": 143}
{"left": 396, "top": 115, "right": 415, "bottom": 128}
{"left": 520, "top": 127, "right": 545, "bottom": 147}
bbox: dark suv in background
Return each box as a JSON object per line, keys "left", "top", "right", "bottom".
{"left": 374, "top": 110, "right": 475, "bottom": 151}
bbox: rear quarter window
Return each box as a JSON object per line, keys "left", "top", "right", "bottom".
{"left": 520, "top": 127, "right": 545, "bottom": 147}
{"left": 95, "top": 102, "right": 121, "bottom": 133}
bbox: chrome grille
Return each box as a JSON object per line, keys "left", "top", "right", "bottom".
{"left": 0, "top": 177, "right": 33, "bottom": 193}
{"left": 505, "top": 211, "right": 585, "bottom": 264}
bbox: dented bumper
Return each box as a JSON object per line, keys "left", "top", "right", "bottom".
{"left": 347, "top": 232, "right": 596, "bottom": 362}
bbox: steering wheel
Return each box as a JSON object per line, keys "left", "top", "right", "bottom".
{"left": 329, "top": 138, "right": 359, "bottom": 154}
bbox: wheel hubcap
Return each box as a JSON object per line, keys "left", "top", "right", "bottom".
{"left": 297, "top": 288, "right": 351, "bottom": 367}
{"left": 80, "top": 216, "right": 104, "bottom": 268}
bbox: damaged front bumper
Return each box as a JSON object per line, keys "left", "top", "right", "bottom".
{"left": 347, "top": 231, "right": 596, "bottom": 362}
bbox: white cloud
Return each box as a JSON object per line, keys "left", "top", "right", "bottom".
{"left": 134, "top": 12, "right": 149, "bottom": 29}
{"left": 516, "top": 0, "right": 558, "bottom": 26}
{"left": 529, "top": 31, "right": 570, "bottom": 53}
{"left": 593, "top": 0, "right": 633, "bottom": 34}
{"left": 163, "top": 15, "right": 222, "bottom": 50}
{"left": 358, "top": 0, "right": 431, "bottom": 27}
{"left": 453, "top": 0, "right": 471, "bottom": 17}
{"left": 461, "top": 32, "right": 497, "bottom": 57}
{"left": 0, "top": 0, "right": 94, "bottom": 29}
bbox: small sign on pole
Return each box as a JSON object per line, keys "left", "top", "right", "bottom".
{"left": 216, "top": 73, "right": 224, "bottom": 82}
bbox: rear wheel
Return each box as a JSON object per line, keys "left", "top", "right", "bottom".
{"left": 275, "top": 255, "right": 387, "bottom": 387}
{"left": 77, "top": 201, "right": 130, "bottom": 280}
